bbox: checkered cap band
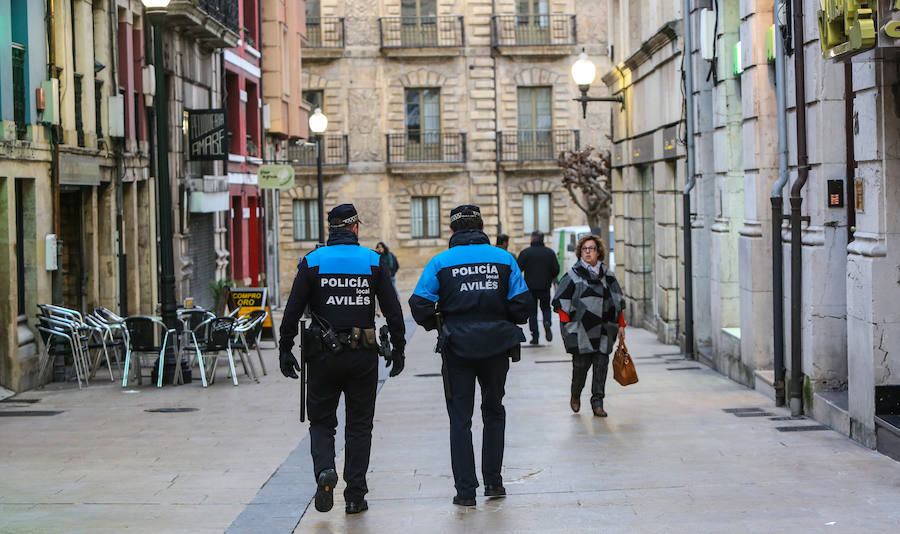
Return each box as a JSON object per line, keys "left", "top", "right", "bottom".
{"left": 449, "top": 211, "right": 481, "bottom": 223}
{"left": 329, "top": 213, "right": 359, "bottom": 228}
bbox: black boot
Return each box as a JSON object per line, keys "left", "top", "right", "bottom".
{"left": 314, "top": 468, "right": 338, "bottom": 512}
{"left": 453, "top": 495, "right": 476, "bottom": 506}
{"left": 484, "top": 484, "right": 506, "bottom": 497}
{"left": 544, "top": 321, "right": 553, "bottom": 342}
{"left": 345, "top": 499, "right": 368, "bottom": 514}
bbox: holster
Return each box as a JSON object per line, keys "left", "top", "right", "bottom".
{"left": 337, "top": 327, "right": 378, "bottom": 350}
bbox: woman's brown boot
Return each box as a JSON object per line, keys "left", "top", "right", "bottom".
{"left": 570, "top": 396, "right": 580, "bottom": 413}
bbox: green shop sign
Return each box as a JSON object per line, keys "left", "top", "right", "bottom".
{"left": 257, "top": 165, "right": 295, "bottom": 189}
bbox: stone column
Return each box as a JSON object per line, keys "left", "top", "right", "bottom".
{"left": 738, "top": 2, "right": 776, "bottom": 379}
{"left": 847, "top": 54, "right": 900, "bottom": 446}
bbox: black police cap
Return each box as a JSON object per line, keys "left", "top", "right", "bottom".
{"left": 328, "top": 203, "right": 362, "bottom": 228}
{"left": 449, "top": 204, "right": 482, "bottom": 224}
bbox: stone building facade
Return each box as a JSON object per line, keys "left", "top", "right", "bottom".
{"left": 278, "top": 0, "right": 612, "bottom": 292}
{"left": 606, "top": 0, "right": 900, "bottom": 458}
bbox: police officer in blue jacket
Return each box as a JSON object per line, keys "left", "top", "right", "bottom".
{"left": 409, "top": 204, "right": 532, "bottom": 507}
{"left": 279, "top": 203, "right": 406, "bottom": 515}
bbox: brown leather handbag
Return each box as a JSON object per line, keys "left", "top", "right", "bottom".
{"left": 612, "top": 339, "right": 638, "bottom": 386}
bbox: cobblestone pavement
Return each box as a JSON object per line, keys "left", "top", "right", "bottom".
{"left": 2, "top": 310, "right": 899, "bottom": 533}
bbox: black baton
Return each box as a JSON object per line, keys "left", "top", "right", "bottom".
{"left": 299, "top": 320, "right": 307, "bottom": 422}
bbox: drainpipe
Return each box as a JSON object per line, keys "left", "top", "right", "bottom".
{"left": 844, "top": 63, "right": 856, "bottom": 243}
{"left": 770, "top": 0, "right": 789, "bottom": 407}
{"left": 109, "top": 0, "right": 128, "bottom": 316}
{"left": 681, "top": 0, "right": 696, "bottom": 359}
{"left": 491, "top": 0, "right": 502, "bottom": 237}
{"left": 789, "top": 0, "right": 809, "bottom": 417}
{"left": 46, "top": 0, "right": 62, "bottom": 305}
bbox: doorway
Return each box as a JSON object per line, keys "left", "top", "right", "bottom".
{"left": 59, "top": 189, "right": 85, "bottom": 311}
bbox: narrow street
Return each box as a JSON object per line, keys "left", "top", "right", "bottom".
{"left": 1, "top": 308, "right": 898, "bottom": 533}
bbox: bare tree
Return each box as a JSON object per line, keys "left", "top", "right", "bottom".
{"left": 557, "top": 146, "right": 613, "bottom": 237}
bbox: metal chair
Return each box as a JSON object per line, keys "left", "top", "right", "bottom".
{"left": 36, "top": 305, "right": 95, "bottom": 387}
{"left": 177, "top": 309, "right": 215, "bottom": 388}
{"left": 36, "top": 318, "right": 88, "bottom": 388}
{"left": 190, "top": 316, "right": 239, "bottom": 386}
{"left": 232, "top": 310, "right": 268, "bottom": 378}
{"left": 122, "top": 316, "right": 178, "bottom": 388}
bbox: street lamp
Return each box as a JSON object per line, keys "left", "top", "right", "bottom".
{"left": 143, "top": 0, "right": 180, "bottom": 382}
{"left": 308, "top": 108, "right": 328, "bottom": 243}
{"left": 571, "top": 51, "right": 624, "bottom": 118}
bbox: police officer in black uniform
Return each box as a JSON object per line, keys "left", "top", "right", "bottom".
{"left": 279, "top": 204, "right": 406, "bottom": 515}
{"left": 409, "top": 205, "right": 532, "bottom": 507}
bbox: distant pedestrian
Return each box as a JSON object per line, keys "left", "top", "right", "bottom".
{"left": 409, "top": 204, "right": 531, "bottom": 507}
{"left": 552, "top": 234, "right": 626, "bottom": 417}
{"left": 375, "top": 242, "right": 399, "bottom": 286}
{"left": 517, "top": 230, "right": 560, "bottom": 345}
{"left": 496, "top": 233, "right": 509, "bottom": 251}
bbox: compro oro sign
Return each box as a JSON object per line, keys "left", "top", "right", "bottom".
{"left": 258, "top": 164, "right": 295, "bottom": 189}
{"left": 225, "top": 287, "right": 277, "bottom": 342}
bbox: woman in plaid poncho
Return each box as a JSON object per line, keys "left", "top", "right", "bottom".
{"left": 551, "top": 234, "right": 626, "bottom": 417}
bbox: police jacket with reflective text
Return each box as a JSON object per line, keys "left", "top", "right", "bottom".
{"left": 279, "top": 230, "right": 406, "bottom": 356}
{"left": 409, "top": 229, "right": 532, "bottom": 359}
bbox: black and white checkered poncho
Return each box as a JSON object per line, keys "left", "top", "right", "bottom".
{"left": 551, "top": 260, "right": 625, "bottom": 356}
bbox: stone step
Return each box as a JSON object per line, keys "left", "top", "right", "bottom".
{"left": 875, "top": 415, "right": 900, "bottom": 462}
{"left": 813, "top": 390, "right": 850, "bottom": 437}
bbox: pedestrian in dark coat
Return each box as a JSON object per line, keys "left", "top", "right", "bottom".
{"left": 517, "top": 230, "right": 560, "bottom": 344}
{"left": 375, "top": 242, "right": 399, "bottom": 286}
{"left": 552, "top": 234, "right": 626, "bottom": 417}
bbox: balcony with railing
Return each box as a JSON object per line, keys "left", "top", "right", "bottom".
{"left": 304, "top": 17, "right": 345, "bottom": 61}
{"left": 12, "top": 44, "right": 27, "bottom": 140}
{"left": 165, "top": 0, "right": 240, "bottom": 48}
{"left": 73, "top": 73, "right": 85, "bottom": 148}
{"left": 497, "top": 129, "right": 579, "bottom": 169}
{"left": 286, "top": 134, "right": 349, "bottom": 174}
{"left": 491, "top": 14, "right": 576, "bottom": 56}
{"left": 379, "top": 16, "right": 464, "bottom": 57}
{"left": 386, "top": 131, "right": 466, "bottom": 172}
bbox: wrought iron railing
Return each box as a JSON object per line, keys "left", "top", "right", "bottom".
{"left": 386, "top": 131, "right": 466, "bottom": 164}
{"left": 95, "top": 79, "right": 104, "bottom": 141}
{"left": 379, "top": 16, "right": 464, "bottom": 48}
{"left": 12, "top": 45, "right": 26, "bottom": 140}
{"left": 196, "top": 0, "right": 239, "bottom": 33}
{"left": 491, "top": 14, "right": 576, "bottom": 47}
{"left": 497, "top": 129, "right": 579, "bottom": 162}
{"left": 306, "top": 17, "right": 345, "bottom": 48}
{"left": 286, "top": 134, "right": 349, "bottom": 166}
{"left": 74, "top": 73, "right": 85, "bottom": 147}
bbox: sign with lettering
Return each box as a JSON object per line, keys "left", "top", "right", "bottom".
{"left": 225, "top": 287, "right": 277, "bottom": 342}
{"left": 258, "top": 164, "right": 295, "bottom": 189}
{"left": 187, "top": 109, "right": 227, "bottom": 161}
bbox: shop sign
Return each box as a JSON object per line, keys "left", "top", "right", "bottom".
{"left": 60, "top": 153, "right": 100, "bottom": 186}
{"left": 258, "top": 164, "right": 295, "bottom": 189}
{"left": 187, "top": 109, "right": 227, "bottom": 161}
{"left": 225, "top": 287, "right": 277, "bottom": 341}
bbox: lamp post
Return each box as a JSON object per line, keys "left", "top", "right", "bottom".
{"left": 308, "top": 108, "right": 328, "bottom": 243}
{"left": 143, "top": 0, "right": 177, "bottom": 331}
{"left": 571, "top": 51, "right": 624, "bottom": 118}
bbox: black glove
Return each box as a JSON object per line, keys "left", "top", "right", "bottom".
{"left": 387, "top": 347, "right": 405, "bottom": 377}
{"left": 280, "top": 351, "right": 301, "bottom": 379}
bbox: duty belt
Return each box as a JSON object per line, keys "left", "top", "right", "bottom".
{"left": 335, "top": 327, "right": 378, "bottom": 351}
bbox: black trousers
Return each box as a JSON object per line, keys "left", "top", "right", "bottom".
{"left": 306, "top": 349, "right": 378, "bottom": 502}
{"left": 441, "top": 350, "right": 510, "bottom": 499}
{"left": 571, "top": 351, "right": 610, "bottom": 408}
{"left": 528, "top": 288, "right": 552, "bottom": 340}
